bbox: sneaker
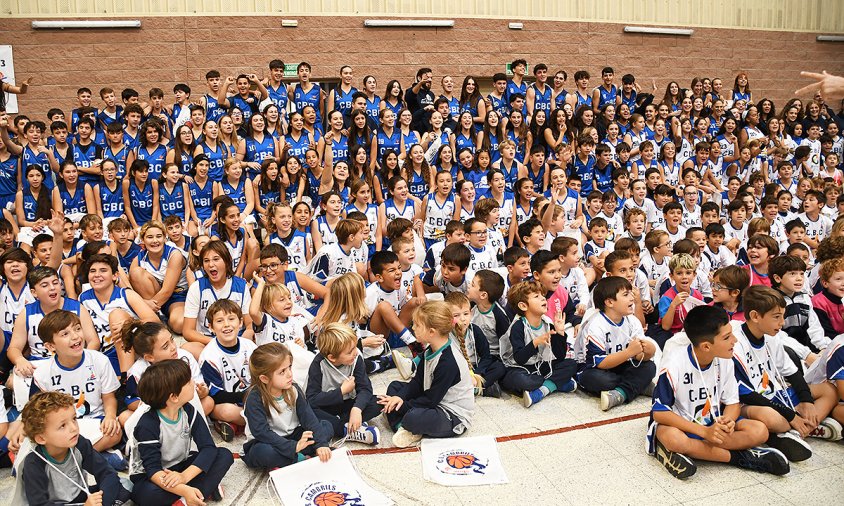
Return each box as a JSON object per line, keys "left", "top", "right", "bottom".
{"left": 103, "top": 449, "right": 128, "bottom": 472}
{"left": 473, "top": 386, "right": 482, "bottom": 396}
{"left": 809, "top": 417, "right": 843, "bottom": 441}
{"left": 767, "top": 430, "right": 812, "bottom": 462}
{"left": 213, "top": 420, "right": 238, "bottom": 443}
{"left": 392, "top": 427, "right": 423, "bottom": 448}
{"left": 208, "top": 484, "right": 225, "bottom": 501}
{"left": 734, "top": 447, "right": 790, "bottom": 476}
{"left": 392, "top": 349, "right": 415, "bottom": 380}
{"left": 560, "top": 379, "right": 578, "bottom": 393}
{"left": 379, "top": 354, "right": 395, "bottom": 372}
{"left": 654, "top": 438, "right": 697, "bottom": 479}
{"left": 643, "top": 381, "right": 656, "bottom": 397}
{"left": 522, "top": 388, "right": 545, "bottom": 408}
{"left": 600, "top": 389, "right": 625, "bottom": 411}
{"left": 345, "top": 425, "right": 380, "bottom": 445}
{"left": 483, "top": 382, "right": 502, "bottom": 398}
{"left": 408, "top": 341, "right": 425, "bottom": 357}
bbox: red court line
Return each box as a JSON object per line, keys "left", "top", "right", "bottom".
{"left": 230, "top": 411, "right": 649, "bottom": 458}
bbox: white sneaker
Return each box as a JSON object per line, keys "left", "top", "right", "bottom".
{"left": 345, "top": 424, "right": 380, "bottom": 445}
{"left": 392, "top": 427, "right": 423, "bottom": 448}
{"left": 809, "top": 417, "right": 843, "bottom": 441}
{"left": 392, "top": 349, "right": 415, "bottom": 380}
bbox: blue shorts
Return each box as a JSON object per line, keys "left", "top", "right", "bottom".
{"left": 161, "top": 290, "right": 188, "bottom": 316}
{"left": 424, "top": 237, "right": 444, "bottom": 250}
{"left": 772, "top": 387, "right": 800, "bottom": 410}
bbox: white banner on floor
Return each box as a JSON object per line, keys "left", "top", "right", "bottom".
{"left": 421, "top": 435, "right": 509, "bottom": 487}
{"left": 269, "top": 448, "right": 393, "bottom": 506}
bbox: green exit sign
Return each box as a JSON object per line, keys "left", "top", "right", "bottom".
{"left": 505, "top": 62, "right": 529, "bottom": 76}
{"left": 283, "top": 63, "right": 299, "bottom": 78}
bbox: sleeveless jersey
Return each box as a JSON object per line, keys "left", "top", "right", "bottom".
{"left": 376, "top": 128, "right": 402, "bottom": 162}
{"left": 597, "top": 85, "right": 618, "bottom": 109}
{"left": 97, "top": 180, "right": 124, "bottom": 219}
{"left": 531, "top": 83, "right": 552, "bottom": 115}
{"left": 365, "top": 96, "right": 382, "bottom": 123}
{"left": 199, "top": 141, "right": 228, "bottom": 182}
{"left": 498, "top": 159, "right": 519, "bottom": 193}
{"left": 346, "top": 202, "right": 379, "bottom": 245}
{"left": 135, "top": 144, "right": 167, "bottom": 181}
{"left": 270, "top": 230, "right": 310, "bottom": 272}
{"left": 220, "top": 178, "right": 247, "bottom": 212}
{"left": 244, "top": 135, "right": 276, "bottom": 179}
{"left": 159, "top": 182, "right": 186, "bottom": 220}
{"left": 266, "top": 83, "right": 289, "bottom": 112}
{"left": 128, "top": 179, "right": 153, "bottom": 226}
{"left": 22, "top": 145, "right": 55, "bottom": 190}
{"left": 315, "top": 215, "right": 338, "bottom": 246}
{"left": 104, "top": 144, "right": 129, "bottom": 178}
{"left": 79, "top": 286, "right": 136, "bottom": 352}
{"left": 293, "top": 83, "right": 323, "bottom": 125}
{"left": 406, "top": 169, "right": 429, "bottom": 200}
{"left": 70, "top": 142, "right": 103, "bottom": 185}
{"left": 333, "top": 85, "right": 357, "bottom": 117}
{"left": 137, "top": 245, "right": 188, "bottom": 291}
{"left": 423, "top": 194, "right": 455, "bottom": 240}
{"left": 189, "top": 179, "right": 213, "bottom": 221}
{"left": 58, "top": 183, "right": 87, "bottom": 216}
{"left": 454, "top": 131, "right": 475, "bottom": 154}
{"left": 24, "top": 298, "right": 83, "bottom": 360}
{"left": 330, "top": 134, "right": 349, "bottom": 164}
{"left": 1, "top": 282, "right": 34, "bottom": 345}
{"left": 229, "top": 94, "right": 257, "bottom": 123}
{"left": 384, "top": 198, "right": 415, "bottom": 224}
{"left": 0, "top": 153, "right": 18, "bottom": 198}
{"left": 199, "top": 337, "right": 256, "bottom": 395}
{"left": 285, "top": 132, "right": 310, "bottom": 164}
{"left": 192, "top": 276, "right": 250, "bottom": 337}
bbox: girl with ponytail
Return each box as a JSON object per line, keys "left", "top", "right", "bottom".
{"left": 120, "top": 319, "right": 213, "bottom": 423}
{"left": 377, "top": 300, "right": 476, "bottom": 448}
{"left": 444, "top": 292, "right": 506, "bottom": 398}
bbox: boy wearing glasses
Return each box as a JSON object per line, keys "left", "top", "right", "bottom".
{"left": 255, "top": 244, "right": 327, "bottom": 316}
{"left": 464, "top": 218, "right": 499, "bottom": 278}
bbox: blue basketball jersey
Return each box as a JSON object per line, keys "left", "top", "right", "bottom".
{"left": 189, "top": 179, "right": 213, "bottom": 221}
{"left": 98, "top": 180, "right": 124, "bottom": 218}
{"left": 135, "top": 144, "right": 167, "bottom": 180}
{"left": 58, "top": 182, "right": 88, "bottom": 216}
{"left": 159, "top": 182, "right": 187, "bottom": 220}
{"left": 128, "top": 179, "right": 153, "bottom": 226}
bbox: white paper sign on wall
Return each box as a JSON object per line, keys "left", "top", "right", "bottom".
{"left": 0, "top": 46, "right": 18, "bottom": 113}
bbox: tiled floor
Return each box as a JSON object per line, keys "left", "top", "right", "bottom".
{"left": 2, "top": 364, "right": 843, "bottom": 505}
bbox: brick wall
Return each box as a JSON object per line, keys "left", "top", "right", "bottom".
{"left": 8, "top": 16, "right": 844, "bottom": 117}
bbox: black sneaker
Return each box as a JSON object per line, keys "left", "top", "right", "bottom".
{"left": 654, "top": 438, "right": 697, "bottom": 479}
{"left": 735, "top": 447, "right": 790, "bottom": 476}
{"left": 483, "top": 383, "right": 502, "bottom": 398}
{"left": 767, "top": 430, "right": 812, "bottom": 462}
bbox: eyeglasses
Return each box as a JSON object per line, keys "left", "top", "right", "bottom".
{"left": 259, "top": 262, "right": 282, "bottom": 271}
{"left": 469, "top": 230, "right": 488, "bottom": 236}
{"left": 659, "top": 242, "right": 671, "bottom": 248}
{"left": 712, "top": 282, "right": 733, "bottom": 292}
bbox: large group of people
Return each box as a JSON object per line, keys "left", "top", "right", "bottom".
{"left": 0, "top": 57, "right": 843, "bottom": 505}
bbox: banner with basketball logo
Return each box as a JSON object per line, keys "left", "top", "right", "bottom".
{"left": 421, "top": 435, "right": 509, "bottom": 487}
{"left": 269, "top": 448, "right": 393, "bottom": 506}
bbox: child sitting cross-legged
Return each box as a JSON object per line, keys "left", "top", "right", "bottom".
{"left": 648, "top": 306, "right": 790, "bottom": 480}
{"left": 131, "top": 359, "right": 234, "bottom": 505}
{"left": 500, "top": 280, "right": 577, "bottom": 408}
{"left": 576, "top": 276, "right": 657, "bottom": 411}
{"left": 378, "top": 301, "right": 476, "bottom": 448}
{"left": 18, "top": 392, "right": 131, "bottom": 506}
{"left": 306, "top": 323, "right": 382, "bottom": 445}
{"left": 242, "top": 343, "right": 333, "bottom": 470}
{"left": 735, "top": 285, "right": 842, "bottom": 463}
{"left": 446, "top": 291, "right": 506, "bottom": 398}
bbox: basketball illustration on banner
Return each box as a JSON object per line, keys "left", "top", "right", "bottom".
{"left": 438, "top": 451, "right": 489, "bottom": 475}
{"left": 422, "top": 436, "right": 508, "bottom": 486}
